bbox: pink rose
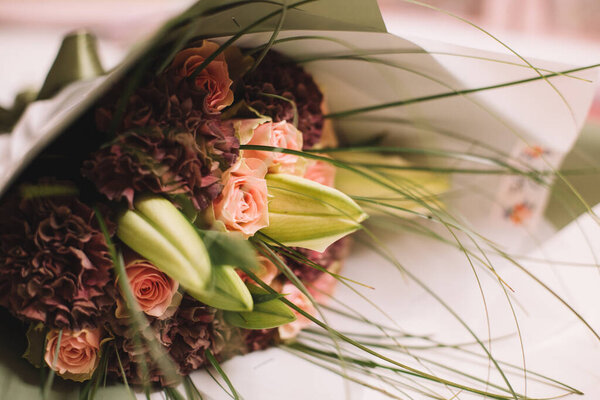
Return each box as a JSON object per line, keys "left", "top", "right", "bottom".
{"left": 213, "top": 158, "right": 269, "bottom": 237}
{"left": 304, "top": 158, "right": 336, "bottom": 187}
{"left": 170, "top": 41, "right": 234, "bottom": 113}
{"left": 244, "top": 121, "right": 304, "bottom": 174}
{"left": 117, "top": 254, "right": 180, "bottom": 319}
{"left": 44, "top": 328, "right": 101, "bottom": 381}
{"left": 278, "top": 283, "right": 316, "bottom": 340}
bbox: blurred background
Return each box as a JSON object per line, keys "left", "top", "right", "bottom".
{"left": 1, "top": 0, "right": 599, "bottom": 116}
{"left": 379, "top": 0, "right": 600, "bottom": 121}
{"left": 0, "top": 0, "right": 598, "bottom": 117}
{"left": 380, "top": 0, "right": 600, "bottom": 39}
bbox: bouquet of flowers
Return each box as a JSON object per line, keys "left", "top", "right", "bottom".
{"left": 1, "top": 31, "right": 379, "bottom": 386}
{"left": 1, "top": 1, "right": 599, "bottom": 399}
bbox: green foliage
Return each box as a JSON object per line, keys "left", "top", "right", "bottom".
{"left": 196, "top": 229, "right": 259, "bottom": 272}
{"left": 189, "top": 265, "right": 254, "bottom": 312}
{"left": 223, "top": 284, "right": 296, "bottom": 329}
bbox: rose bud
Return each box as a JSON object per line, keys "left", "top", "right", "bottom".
{"left": 116, "top": 254, "right": 181, "bottom": 319}
{"left": 213, "top": 158, "right": 269, "bottom": 238}
{"left": 259, "top": 174, "right": 368, "bottom": 252}
{"left": 117, "top": 195, "right": 212, "bottom": 298}
{"left": 44, "top": 328, "right": 102, "bottom": 382}
{"left": 278, "top": 283, "right": 316, "bottom": 340}
{"left": 170, "top": 40, "right": 234, "bottom": 113}
{"left": 223, "top": 284, "right": 296, "bottom": 330}
{"left": 243, "top": 120, "right": 304, "bottom": 175}
{"left": 333, "top": 152, "right": 449, "bottom": 217}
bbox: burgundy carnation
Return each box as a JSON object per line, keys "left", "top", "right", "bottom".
{"left": 285, "top": 238, "right": 350, "bottom": 283}
{"left": 243, "top": 51, "right": 325, "bottom": 149}
{"left": 95, "top": 74, "right": 205, "bottom": 135}
{"left": 82, "top": 124, "right": 238, "bottom": 210}
{"left": 243, "top": 329, "right": 279, "bottom": 353}
{"left": 93, "top": 72, "right": 239, "bottom": 202}
{"left": 106, "top": 291, "right": 281, "bottom": 386}
{"left": 0, "top": 187, "right": 115, "bottom": 330}
{"left": 107, "top": 294, "right": 242, "bottom": 384}
{"left": 161, "top": 295, "right": 220, "bottom": 375}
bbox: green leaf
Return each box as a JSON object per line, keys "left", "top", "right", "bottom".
{"left": 20, "top": 183, "right": 79, "bottom": 200}
{"left": 171, "top": 194, "right": 199, "bottom": 223}
{"left": 204, "top": 349, "right": 241, "bottom": 400}
{"left": 189, "top": 265, "right": 253, "bottom": 312}
{"left": 223, "top": 284, "right": 296, "bottom": 329}
{"left": 251, "top": 292, "right": 286, "bottom": 304}
{"left": 23, "top": 323, "right": 45, "bottom": 369}
{"left": 197, "top": 229, "right": 259, "bottom": 272}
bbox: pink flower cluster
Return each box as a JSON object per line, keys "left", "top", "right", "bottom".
{"left": 214, "top": 120, "right": 336, "bottom": 239}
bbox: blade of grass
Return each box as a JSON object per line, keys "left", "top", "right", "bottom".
{"left": 248, "top": 0, "right": 288, "bottom": 74}
{"left": 94, "top": 208, "right": 181, "bottom": 386}
{"left": 399, "top": 0, "right": 578, "bottom": 123}
{"left": 205, "top": 367, "right": 235, "bottom": 399}
{"left": 42, "top": 329, "right": 62, "bottom": 399}
{"left": 113, "top": 342, "right": 136, "bottom": 400}
{"left": 188, "top": 0, "right": 316, "bottom": 82}
{"left": 294, "top": 49, "right": 591, "bottom": 82}
{"left": 183, "top": 375, "right": 204, "bottom": 400}
{"left": 237, "top": 264, "right": 522, "bottom": 399}
{"left": 323, "top": 64, "right": 600, "bottom": 119}
{"left": 241, "top": 144, "right": 526, "bottom": 397}
{"left": 205, "top": 349, "right": 241, "bottom": 400}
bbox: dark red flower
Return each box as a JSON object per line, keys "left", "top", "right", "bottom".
{"left": 95, "top": 71, "right": 204, "bottom": 135}
{"left": 82, "top": 124, "right": 237, "bottom": 210}
{"left": 107, "top": 294, "right": 243, "bottom": 384}
{"left": 0, "top": 185, "right": 115, "bottom": 330}
{"left": 105, "top": 289, "right": 283, "bottom": 386}
{"left": 243, "top": 329, "right": 279, "bottom": 353}
{"left": 162, "top": 295, "right": 219, "bottom": 375}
